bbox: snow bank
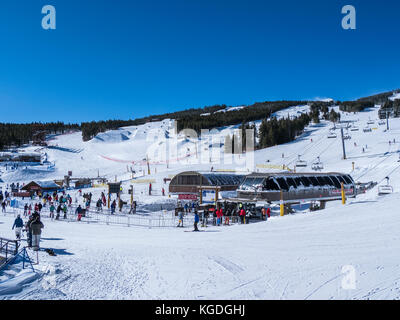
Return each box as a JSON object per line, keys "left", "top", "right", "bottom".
{"left": 0, "top": 269, "right": 39, "bottom": 296}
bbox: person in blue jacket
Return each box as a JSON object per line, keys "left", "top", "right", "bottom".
{"left": 12, "top": 214, "right": 24, "bottom": 240}
{"left": 194, "top": 211, "right": 200, "bottom": 232}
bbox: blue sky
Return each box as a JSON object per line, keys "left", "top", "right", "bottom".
{"left": 0, "top": 0, "right": 399, "bottom": 123}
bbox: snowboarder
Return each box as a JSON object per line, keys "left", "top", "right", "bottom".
{"left": 12, "top": 215, "right": 24, "bottom": 240}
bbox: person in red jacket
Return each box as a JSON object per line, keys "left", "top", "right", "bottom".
{"left": 266, "top": 207, "right": 271, "bottom": 218}
{"left": 240, "top": 208, "right": 246, "bottom": 224}
{"left": 217, "top": 208, "right": 223, "bottom": 226}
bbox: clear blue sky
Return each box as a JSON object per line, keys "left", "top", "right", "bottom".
{"left": 0, "top": 0, "right": 399, "bottom": 124}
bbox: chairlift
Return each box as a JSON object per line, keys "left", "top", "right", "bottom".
{"left": 343, "top": 134, "right": 352, "bottom": 140}
{"left": 378, "top": 177, "right": 393, "bottom": 196}
{"left": 367, "top": 118, "right": 375, "bottom": 125}
{"left": 327, "top": 131, "right": 337, "bottom": 139}
{"left": 363, "top": 127, "right": 372, "bottom": 133}
{"left": 295, "top": 155, "right": 308, "bottom": 168}
{"left": 350, "top": 126, "right": 359, "bottom": 131}
{"left": 311, "top": 157, "right": 324, "bottom": 171}
{"left": 378, "top": 120, "right": 386, "bottom": 126}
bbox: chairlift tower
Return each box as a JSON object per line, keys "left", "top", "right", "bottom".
{"left": 385, "top": 108, "right": 393, "bottom": 131}
{"left": 340, "top": 127, "right": 346, "bottom": 160}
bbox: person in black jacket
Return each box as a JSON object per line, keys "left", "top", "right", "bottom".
{"left": 24, "top": 216, "right": 34, "bottom": 247}
{"left": 30, "top": 217, "right": 44, "bottom": 251}
{"left": 56, "top": 204, "right": 62, "bottom": 220}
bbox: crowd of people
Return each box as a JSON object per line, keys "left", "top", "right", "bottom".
{"left": 177, "top": 200, "right": 271, "bottom": 232}
{"left": 0, "top": 190, "right": 11, "bottom": 213}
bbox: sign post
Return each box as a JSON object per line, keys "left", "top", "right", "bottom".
{"left": 341, "top": 182, "right": 346, "bottom": 205}
{"left": 280, "top": 190, "right": 284, "bottom": 216}
{"left": 108, "top": 182, "right": 121, "bottom": 209}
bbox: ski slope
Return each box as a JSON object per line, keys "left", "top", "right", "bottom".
{"left": 1, "top": 104, "right": 400, "bottom": 299}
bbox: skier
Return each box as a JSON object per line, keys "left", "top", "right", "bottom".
{"left": 24, "top": 203, "right": 28, "bottom": 216}
{"left": 75, "top": 205, "right": 83, "bottom": 221}
{"left": 177, "top": 210, "right": 184, "bottom": 228}
{"left": 50, "top": 203, "right": 55, "bottom": 219}
{"left": 129, "top": 201, "right": 137, "bottom": 214}
{"left": 1, "top": 201, "right": 6, "bottom": 213}
{"left": 75, "top": 205, "right": 83, "bottom": 215}
{"left": 96, "top": 199, "right": 102, "bottom": 212}
{"left": 224, "top": 209, "right": 230, "bottom": 225}
{"left": 63, "top": 204, "right": 68, "bottom": 219}
{"left": 30, "top": 216, "right": 44, "bottom": 251}
{"left": 240, "top": 208, "right": 246, "bottom": 224}
{"left": 111, "top": 200, "right": 116, "bottom": 214}
{"left": 261, "top": 207, "right": 266, "bottom": 220}
{"left": 193, "top": 211, "right": 200, "bottom": 231}
{"left": 266, "top": 207, "right": 271, "bottom": 219}
{"left": 12, "top": 214, "right": 24, "bottom": 240}
{"left": 56, "top": 204, "right": 62, "bottom": 220}
{"left": 216, "top": 208, "right": 222, "bottom": 226}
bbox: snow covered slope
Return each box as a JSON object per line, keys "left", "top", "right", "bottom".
{"left": 1, "top": 103, "right": 400, "bottom": 299}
